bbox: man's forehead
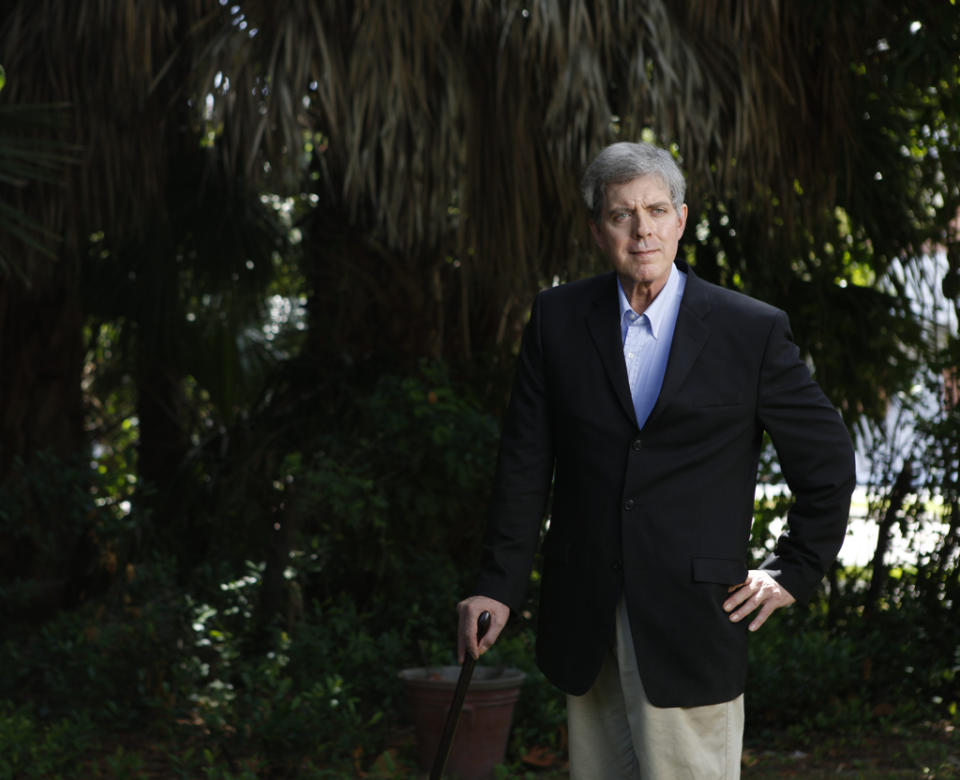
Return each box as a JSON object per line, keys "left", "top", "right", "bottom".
{"left": 605, "top": 175, "right": 671, "bottom": 204}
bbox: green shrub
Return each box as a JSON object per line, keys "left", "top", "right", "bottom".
{"left": 745, "top": 584, "right": 960, "bottom": 740}
{"left": 0, "top": 702, "right": 95, "bottom": 779}
{"left": 0, "top": 556, "right": 191, "bottom": 726}
{"left": 296, "top": 362, "right": 501, "bottom": 607}
{"left": 746, "top": 609, "right": 866, "bottom": 732}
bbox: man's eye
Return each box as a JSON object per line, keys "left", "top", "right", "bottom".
{"left": 613, "top": 211, "right": 630, "bottom": 221}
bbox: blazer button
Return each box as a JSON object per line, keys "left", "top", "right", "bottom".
{"left": 631, "top": 438, "right": 642, "bottom": 452}
{"left": 624, "top": 498, "right": 636, "bottom": 511}
{"left": 612, "top": 560, "right": 622, "bottom": 572}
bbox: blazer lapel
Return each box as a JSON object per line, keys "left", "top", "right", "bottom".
{"left": 646, "top": 263, "right": 712, "bottom": 425}
{"left": 585, "top": 273, "right": 638, "bottom": 426}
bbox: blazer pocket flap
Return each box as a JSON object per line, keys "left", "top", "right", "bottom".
{"left": 692, "top": 556, "right": 748, "bottom": 585}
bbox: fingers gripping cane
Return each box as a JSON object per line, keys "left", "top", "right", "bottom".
{"left": 430, "top": 610, "right": 492, "bottom": 779}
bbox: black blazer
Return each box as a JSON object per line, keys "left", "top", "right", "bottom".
{"left": 475, "top": 261, "right": 856, "bottom": 707}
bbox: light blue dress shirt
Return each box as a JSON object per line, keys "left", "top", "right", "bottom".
{"left": 618, "top": 264, "right": 687, "bottom": 428}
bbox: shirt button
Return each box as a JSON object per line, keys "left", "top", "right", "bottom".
{"left": 624, "top": 498, "right": 636, "bottom": 511}
{"left": 631, "top": 438, "right": 643, "bottom": 452}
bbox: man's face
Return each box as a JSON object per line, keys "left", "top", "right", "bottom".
{"left": 590, "top": 175, "right": 687, "bottom": 296}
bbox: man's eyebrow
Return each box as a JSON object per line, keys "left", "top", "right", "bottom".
{"left": 607, "top": 201, "right": 670, "bottom": 212}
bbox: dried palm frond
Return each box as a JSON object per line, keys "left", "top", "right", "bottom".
{"left": 200, "top": 0, "right": 880, "bottom": 352}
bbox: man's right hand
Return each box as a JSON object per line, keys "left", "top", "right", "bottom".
{"left": 456, "top": 595, "right": 510, "bottom": 663}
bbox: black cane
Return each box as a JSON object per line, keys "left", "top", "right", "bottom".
{"left": 430, "top": 610, "right": 492, "bottom": 780}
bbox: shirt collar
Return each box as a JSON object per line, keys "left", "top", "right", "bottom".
{"left": 617, "top": 263, "right": 681, "bottom": 340}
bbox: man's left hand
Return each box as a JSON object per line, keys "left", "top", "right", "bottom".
{"left": 723, "top": 570, "right": 796, "bottom": 631}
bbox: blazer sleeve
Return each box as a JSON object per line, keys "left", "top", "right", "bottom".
{"left": 756, "top": 310, "right": 857, "bottom": 602}
{"left": 474, "top": 293, "right": 556, "bottom": 612}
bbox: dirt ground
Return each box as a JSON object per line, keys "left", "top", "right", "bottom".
{"left": 386, "top": 718, "right": 960, "bottom": 778}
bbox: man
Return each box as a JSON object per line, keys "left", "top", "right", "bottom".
{"left": 456, "top": 141, "right": 856, "bottom": 778}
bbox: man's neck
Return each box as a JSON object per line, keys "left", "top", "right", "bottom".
{"left": 620, "top": 276, "right": 667, "bottom": 316}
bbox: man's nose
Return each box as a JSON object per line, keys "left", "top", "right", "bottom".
{"left": 634, "top": 213, "right": 652, "bottom": 237}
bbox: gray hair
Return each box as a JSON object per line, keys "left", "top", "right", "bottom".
{"left": 581, "top": 141, "right": 686, "bottom": 223}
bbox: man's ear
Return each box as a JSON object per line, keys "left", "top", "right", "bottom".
{"left": 677, "top": 203, "right": 688, "bottom": 236}
{"left": 589, "top": 220, "right": 604, "bottom": 250}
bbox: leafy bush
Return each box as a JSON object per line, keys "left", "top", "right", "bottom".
{"left": 0, "top": 452, "right": 111, "bottom": 617}
{"left": 0, "top": 703, "right": 95, "bottom": 779}
{"left": 746, "top": 608, "right": 866, "bottom": 732}
{"left": 0, "top": 557, "right": 186, "bottom": 718}
{"left": 296, "top": 361, "right": 501, "bottom": 608}
{"left": 746, "top": 577, "right": 960, "bottom": 741}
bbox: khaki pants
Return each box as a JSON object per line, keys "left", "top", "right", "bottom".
{"left": 566, "top": 598, "right": 744, "bottom": 779}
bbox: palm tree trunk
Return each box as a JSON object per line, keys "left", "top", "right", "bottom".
{"left": 0, "top": 272, "right": 88, "bottom": 612}
{"left": 0, "top": 278, "right": 85, "bottom": 473}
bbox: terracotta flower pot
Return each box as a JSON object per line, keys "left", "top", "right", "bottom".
{"left": 398, "top": 665, "right": 526, "bottom": 779}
